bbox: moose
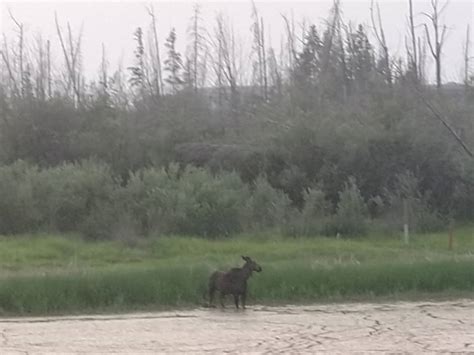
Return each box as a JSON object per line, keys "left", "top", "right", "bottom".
{"left": 208, "top": 256, "right": 262, "bottom": 309}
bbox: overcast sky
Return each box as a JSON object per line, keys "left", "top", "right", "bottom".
{"left": 1, "top": 0, "right": 473, "bottom": 83}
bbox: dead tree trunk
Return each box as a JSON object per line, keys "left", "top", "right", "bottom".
{"left": 147, "top": 5, "right": 164, "bottom": 97}
{"left": 464, "top": 25, "right": 471, "bottom": 91}
{"left": 423, "top": 0, "right": 449, "bottom": 89}
{"left": 408, "top": 0, "right": 418, "bottom": 81}
{"left": 370, "top": 0, "right": 392, "bottom": 87}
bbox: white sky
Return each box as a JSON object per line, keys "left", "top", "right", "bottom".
{"left": 1, "top": 0, "right": 473, "bottom": 83}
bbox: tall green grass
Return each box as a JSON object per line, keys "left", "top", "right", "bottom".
{"left": 0, "top": 229, "right": 473, "bottom": 315}
{"left": 0, "top": 259, "right": 473, "bottom": 315}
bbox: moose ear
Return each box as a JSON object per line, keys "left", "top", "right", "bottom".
{"left": 242, "top": 255, "right": 249, "bottom": 261}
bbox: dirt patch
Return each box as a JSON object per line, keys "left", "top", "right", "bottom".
{"left": 1, "top": 300, "right": 473, "bottom": 354}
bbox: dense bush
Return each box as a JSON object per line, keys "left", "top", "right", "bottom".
{"left": 1, "top": 3, "right": 474, "bottom": 238}
{"left": 0, "top": 158, "right": 463, "bottom": 238}
{"left": 0, "top": 161, "right": 40, "bottom": 234}
{"left": 0, "top": 161, "right": 299, "bottom": 238}
{"left": 0, "top": 160, "right": 120, "bottom": 238}
{"left": 379, "top": 171, "right": 445, "bottom": 233}
{"left": 123, "top": 165, "right": 248, "bottom": 237}
{"left": 243, "top": 176, "right": 293, "bottom": 231}
{"left": 331, "top": 178, "right": 369, "bottom": 236}
{"left": 283, "top": 187, "right": 331, "bottom": 237}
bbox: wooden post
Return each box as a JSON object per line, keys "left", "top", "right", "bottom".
{"left": 448, "top": 221, "right": 454, "bottom": 251}
{"left": 403, "top": 198, "right": 409, "bottom": 245}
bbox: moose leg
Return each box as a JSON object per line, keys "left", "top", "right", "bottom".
{"left": 219, "top": 292, "right": 226, "bottom": 308}
{"left": 209, "top": 287, "right": 215, "bottom": 307}
{"left": 241, "top": 292, "right": 246, "bottom": 309}
{"left": 233, "top": 294, "right": 239, "bottom": 309}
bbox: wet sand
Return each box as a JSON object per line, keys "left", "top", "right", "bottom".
{"left": 1, "top": 300, "right": 473, "bottom": 354}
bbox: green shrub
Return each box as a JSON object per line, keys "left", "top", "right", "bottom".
{"left": 451, "top": 161, "right": 474, "bottom": 220}
{"left": 122, "top": 165, "right": 178, "bottom": 235}
{"left": 302, "top": 187, "right": 331, "bottom": 235}
{"left": 123, "top": 165, "right": 248, "bottom": 237}
{"left": 332, "top": 177, "right": 368, "bottom": 236}
{"left": 283, "top": 187, "right": 331, "bottom": 237}
{"left": 44, "top": 161, "right": 118, "bottom": 238}
{"left": 244, "top": 176, "right": 293, "bottom": 231}
{"left": 0, "top": 160, "right": 120, "bottom": 239}
{"left": 0, "top": 161, "right": 41, "bottom": 234}
{"left": 173, "top": 167, "right": 247, "bottom": 237}
{"left": 381, "top": 171, "right": 444, "bottom": 233}
{"left": 0, "top": 159, "right": 449, "bottom": 240}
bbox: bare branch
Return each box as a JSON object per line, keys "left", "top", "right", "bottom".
{"left": 146, "top": 4, "right": 164, "bottom": 96}
{"left": 281, "top": 14, "right": 297, "bottom": 67}
{"left": 8, "top": 8, "right": 24, "bottom": 97}
{"left": 0, "top": 49, "right": 20, "bottom": 97}
{"left": 0, "top": 35, "right": 20, "bottom": 97}
{"left": 54, "top": 12, "right": 81, "bottom": 105}
{"left": 415, "top": 86, "right": 473, "bottom": 158}
{"left": 370, "top": 0, "right": 382, "bottom": 46}
{"left": 424, "top": 24, "right": 436, "bottom": 58}
{"left": 421, "top": 12, "right": 435, "bottom": 21}
{"left": 440, "top": 24, "right": 448, "bottom": 45}
{"left": 407, "top": 0, "right": 418, "bottom": 79}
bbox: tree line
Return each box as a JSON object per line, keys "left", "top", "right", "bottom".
{"left": 0, "top": 0, "right": 473, "bottom": 238}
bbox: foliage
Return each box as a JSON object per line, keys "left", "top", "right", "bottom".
{"left": 164, "top": 28, "right": 184, "bottom": 93}
{"left": 0, "top": 3, "right": 473, "bottom": 236}
{"left": 244, "top": 176, "right": 293, "bottom": 230}
{"left": 380, "top": 171, "right": 445, "bottom": 233}
{"left": 0, "top": 161, "right": 40, "bottom": 234}
{"left": 332, "top": 178, "right": 368, "bottom": 236}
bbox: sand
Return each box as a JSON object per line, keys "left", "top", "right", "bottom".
{"left": 1, "top": 300, "right": 473, "bottom": 354}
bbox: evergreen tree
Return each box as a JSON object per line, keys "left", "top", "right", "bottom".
{"left": 164, "top": 28, "right": 184, "bottom": 94}
{"left": 346, "top": 24, "right": 374, "bottom": 90}
{"left": 294, "top": 25, "right": 321, "bottom": 86}
{"left": 186, "top": 4, "right": 208, "bottom": 91}
{"left": 128, "top": 27, "right": 145, "bottom": 89}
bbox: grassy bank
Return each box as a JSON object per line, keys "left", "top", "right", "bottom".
{"left": 0, "top": 228, "right": 473, "bottom": 315}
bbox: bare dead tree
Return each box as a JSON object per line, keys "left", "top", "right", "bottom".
{"left": 417, "top": 34, "right": 427, "bottom": 83}
{"left": 281, "top": 13, "right": 297, "bottom": 75}
{"left": 47, "top": 39, "right": 52, "bottom": 99}
{"left": 370, "top": 0, "right": 392, "bottom": 86}
{"left": 267, "top": 45, "right": 282, "bottom": 96}
{"left": 192, "top": 4, "right": 200, "bottom": 91}
{"left": 8, "top": 10, "right": 25, "bottom": 97}
{"left": 1, "top": 35, "right": 20, "bottom": 98}
{"left": 339, "top": 24, "right": 349, "bottom": 100}
{"left": 33, "top": 34, "right": 47, "bottom": 101}
{"left": 261, "top": 17, "right": 268, "bottom": 100}
{"left": 68, "top": 21, "right": 84, "bottom": 98}
{"left": 414, "top": 84, "right": 473, "bottom": 157}
{"left": 146, "top": 4, "right": 163, "bottom": 97}
{"left": 186, "top": 3, "right": 208, "bottom": 92}
{"left": 407, "top": 0, "right": 418, "bottom": 81}
{"left": 422, "top": 0, "right": 449, "bottom": 89}
{"left": 251, "top": 4, "right": 262, "bottom": 91}
{"left": 463, "top": 25, "right": 472, "bottom": 90}
{"left": 250, "top": 1, "right": 268, "bottom": 100}
{"left": 55, "top": 12, "right": 83, "bottom": 105}
{"left": 213, "top": 14, "right": 237, "bottom": 95}
{"left": 100, "top": 43, "right": 108, "bottom": 98}
{"left": 208, "top": 13, "right": 241, "bottom": 119}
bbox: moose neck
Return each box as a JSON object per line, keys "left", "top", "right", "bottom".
{"left": 240, "top": 264, "right": 254, "bottom": 280}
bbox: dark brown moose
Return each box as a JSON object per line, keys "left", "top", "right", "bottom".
{"left": 208, "top": 256, "right": 262, "bottom": 309}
